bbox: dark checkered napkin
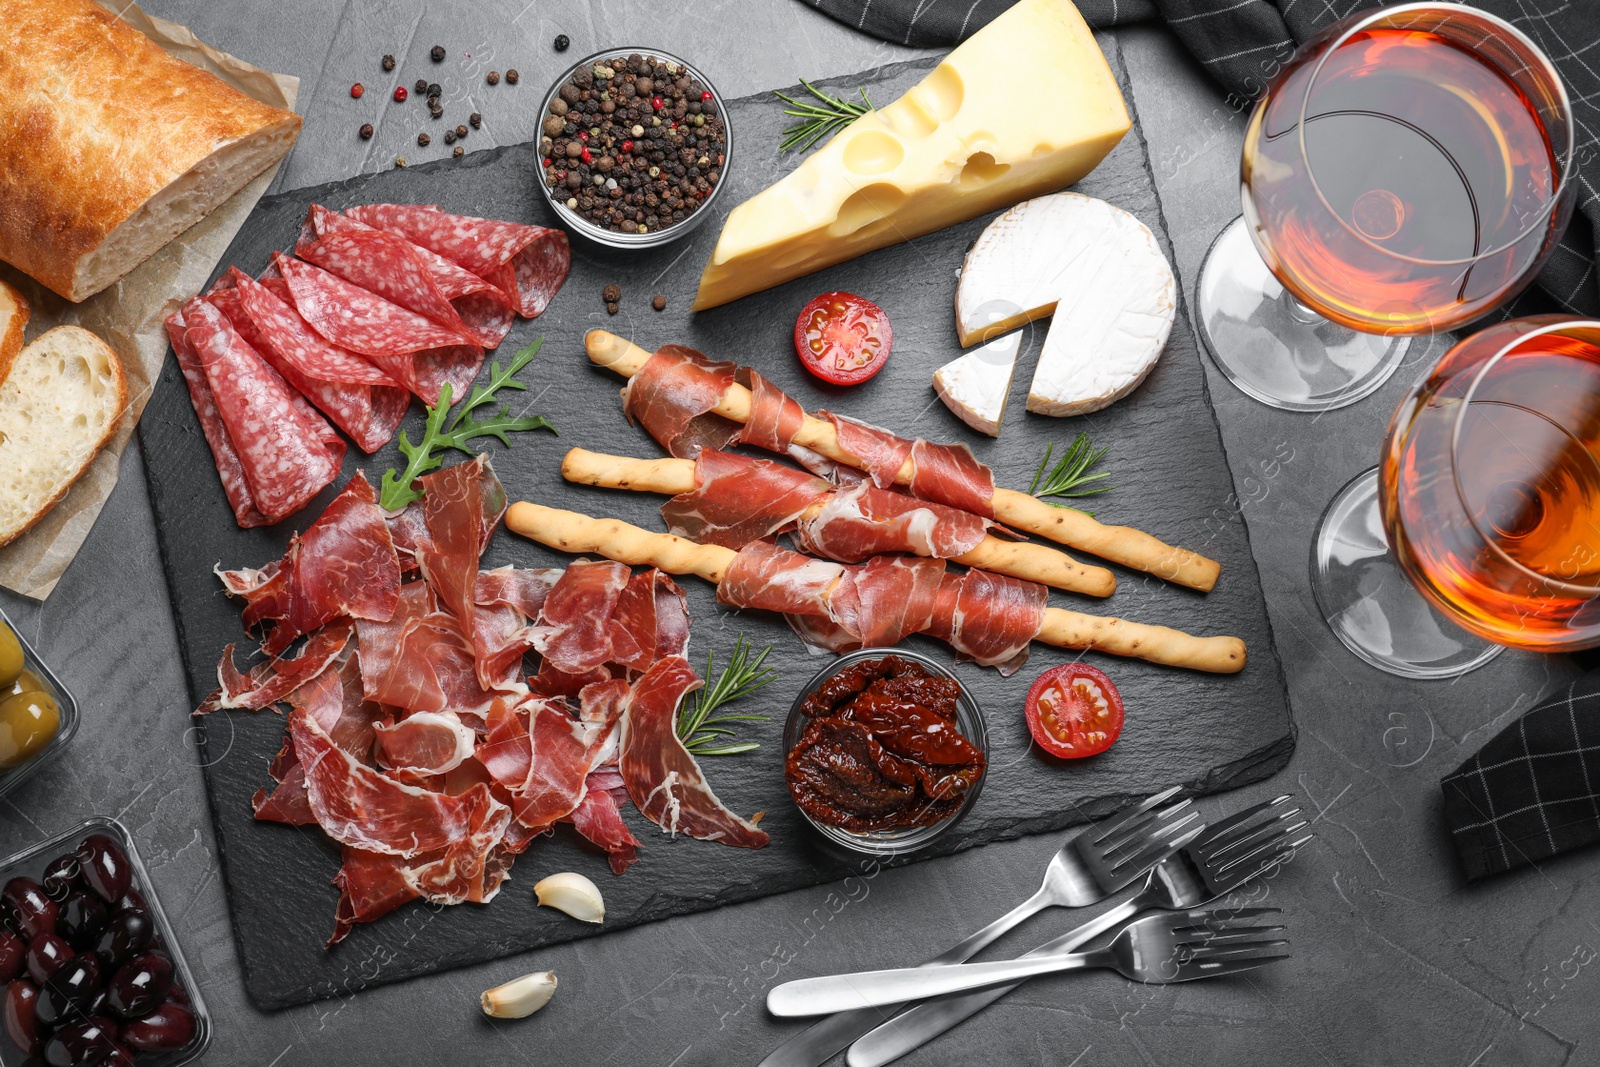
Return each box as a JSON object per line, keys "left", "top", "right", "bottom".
{"left": 1442, "top": 673, "right": 1600, "bottom": 882}
{"left": 801, "top": 0, "right": 1600, "bottom": 316}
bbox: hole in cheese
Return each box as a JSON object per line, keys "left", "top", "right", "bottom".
{"left": 959, "top": 151, "right": 1010, "bottom": 188}
{"left": 829, "top": 183, "right": 907, "bottom": 238}
{"left": 843, "top": 130, "right": 905, "bottom": 175}
{"left": 914, "top": 63, "right": 964, "bottom": 121}
{"left": 880, "top": 98, "right": 938, "bottom": 138}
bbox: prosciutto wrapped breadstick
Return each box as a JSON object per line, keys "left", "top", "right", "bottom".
{"left": 561, "top": 447, "right": 1117, "bottom": 598}
{"left": 506, "top": 501, "right": 1246, "bottom": 675}
{"left": 584, "top": 329, "right": 1221, "bottom": 593}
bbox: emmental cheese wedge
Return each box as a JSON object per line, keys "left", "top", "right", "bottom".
{"left": 692, "top": 0, "right": 1130, "bottom": 311}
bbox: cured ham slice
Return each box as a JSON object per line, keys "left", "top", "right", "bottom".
{"left": 820, "top": 556, "right": 946, "bottom": 650}
{"left": 909, "top": 440, "right": 997, "bottom": 519}
{"left": 198, "top": 619, "right": 353, "bottom": 714}
{"left": 413, "top": 455, "right": 510, "bottom": 686}
{"left": 623, "top": 344, "right": 741, "bottom": 458}
{"left": 253, "top": 650, "right": 383, "bottom": 823}
{"left": 717, "top": 541, "right": 845, "bottom": 618}
{"left": 296, "top": 205, "right": 513, "bottom": 350}
{"left": 565, "top": 766, "right": 639, "bottom": 874}
{"left": 216, "top": 472, "right": 401, "bottom": 655}
{"left": 356, "top": 582, "right": 517, "bottom": 721}
{"left": 661, "top": 450, "right": 829, "bottom": 550}
{"left": 926, "top": 569, "right": 1047, "bottom": 676}
{"left": 473, "top": 566, "right": 561, "bottom": 685}
{"left": 217, "top": 269, "right": 408, "bottom": 454}
{"left": 793, "top": 482, "right": 989, "bottom": 563}
{"left": 619, "top": 657, "right": 769, "bottom": 849}
{"left": 373, "top": 710, "right": 477, "bottom": 774}
{"left": 819, "top": 411, "right": 914, "bottom": 490}
{"left": 530, "top": 560, "right": 631, "bottom": 674}
{"left": 277, "top": 253, "right": 482, "bottom": 406}
{"left": 170, "top": 298, "right": 345, "bottom": 525}
{"left": 330, "top": 847, "right": 419, "bottom": 945}
{"left": 737, "top": 368, "right": 806, "bottom": 454}
{"left": 608, "top": 569, "right": 692, "bottom": 672}
{"left": 344, "top": 203, "right": 571, "bottom": 318}
{"left": 511, "top": 680, "right": 628, "bottom": 832}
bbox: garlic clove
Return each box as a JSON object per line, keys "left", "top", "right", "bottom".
{"left": 481, "top": 971, "right": 558, "bottom": 1019}
{"left": 534, "top": 871, "right": 605, "bottom": 924}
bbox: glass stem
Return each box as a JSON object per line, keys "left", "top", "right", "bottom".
{"left": 1281, "top": 291, "right": 1325, "bottom": 325}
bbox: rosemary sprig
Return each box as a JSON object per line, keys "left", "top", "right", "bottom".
{"left": 1028, "top": 433, "right": 1113, "bottom": 516}
{"left": 677, "top": 634, "right": 777, "bottom": 757}
{"left": 774, "top": 80, "right": 874, "bottom": 153}
{"left": 379, "top": 339, "right": 557, "bottom": 511}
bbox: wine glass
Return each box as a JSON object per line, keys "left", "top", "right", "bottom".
{"left": 1314, "top": 317, "right": 1600, "bottom": 676}
{"left": 1196, "top": 3, "right": 1575, "bottom": 412}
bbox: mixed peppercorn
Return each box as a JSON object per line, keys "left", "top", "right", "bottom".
{"left": 542, "top": 53, "right": 726, "bottom": 235}
{"left": 355, "top": 41, "right": 538, "bottom": 164}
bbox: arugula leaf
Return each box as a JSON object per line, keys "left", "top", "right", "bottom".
{"left": 379, "top": 339, "right": 557, "bottom": 511}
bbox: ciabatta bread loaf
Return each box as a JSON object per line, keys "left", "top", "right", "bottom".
{"left": 0, "top": 326, "right": 128, "bottom": 547}
{"left": 0, "top": 281, "right": 26, "bottom": 386}
{"left": 0, "top": 0, "right": 301, "bottom": 302}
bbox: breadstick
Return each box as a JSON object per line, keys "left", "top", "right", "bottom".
{"left": 585, "top": 330, "right": 1221, "bottom": 593}
{"left": 561, "top": 448, "right": 1118, "bottom": 598}
{"left": 505, "top": 501, "right": 1247, "bottom": 674}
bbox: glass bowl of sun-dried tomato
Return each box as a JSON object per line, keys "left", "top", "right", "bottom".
{"left": 784, "top": 650, "right": 988, "bottom": 857}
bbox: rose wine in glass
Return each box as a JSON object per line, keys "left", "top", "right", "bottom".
{"left": 1196, "top": 3, "right": 1574, "bottom": 412}
{"left": 1382, "top": 318, "right": 1600, "bottom": 652}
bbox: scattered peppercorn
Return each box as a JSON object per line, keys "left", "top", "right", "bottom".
{"left": 427, "top": 82, "right": 442, "bottom": 98}
{"left": 444, "top": 130, "right": 457, "bottom": 145}
{"left": 506, "top": 69, "right": 520, "bottom": 84}
{"left": 350, "top": 82, "right": 365, "bottom": 98}
{"left": 430, "top": 102, "right": 444, "bottom": 118}
{"left": 417, "top": 132, "right": 431, "bottom": 146}
{"left": 430, "top": 44, "right": 446, "bottom": 62}
{"left": 602, "top": 283, "right": 621, "bottom": 303}
{"left": 395, "top": 156, "right": 409, "bottom": 168}
{"left": 359, "top": 122, "right": 375, "bottom": 139}
{"left": 382, "top": 54, "right": 396, "bottom": 72}
{"left": 393, "top": 86, "right": 409, "bottom": 102}
{"left": 606, "top": 302, "right": 620, "bottom": 315}
{"left": 652, "top": 294, "right": 667, "bottom": 311}
{"left": 469, "top": 112, "right": 482, "bottom": 129}
{"left": 456, "top": 124, "right": 468, "bottom": 138}
{"left": 554, "top": 34, "right": 570, "bottom": 52}
{"left": 415, "top": 78, "right": 429, "bottom": 94}
{"left": 453, "top": 146, "right": 464, "bottom": 157}
{"left": 487, "top": 70, "right": 501, "bottom": 85}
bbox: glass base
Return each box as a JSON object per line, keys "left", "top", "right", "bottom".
{"left": 1311, "top": 468, "right": 1503, "bottom": 679}
{"left": 1197, "top": 217, "right": 1412, "bottom": 412}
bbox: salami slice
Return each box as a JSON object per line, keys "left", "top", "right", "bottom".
{"left": 179, "top": 297, "right": 344, "bottom": 524}
{"left": 277, "top": 253, "right": 483, "bottom": 406}
{"left": 346, "top": 203, "right": 571, "bottom": 318}
{"left": 301, "top": 205, "right": 515, "bottom": 349}
{"left": 166, "top": 307, "right": 269, "bottom": 528}
{"left": 228, "top": 272, "right": 409, "bottom": 454}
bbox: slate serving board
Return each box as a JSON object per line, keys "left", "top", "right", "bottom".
{"left": 138, "top": 51, "right": 1293, "bottom": 1010}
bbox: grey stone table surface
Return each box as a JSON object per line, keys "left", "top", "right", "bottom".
{"left": 1, "top": 2, "right": 1594, "bottom": 1064}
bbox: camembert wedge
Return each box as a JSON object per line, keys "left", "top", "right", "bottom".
{"left": 933, "top": 331, "right": 1022, "bottom": 437}
{"left": 693, "top": 0, "right": 1130, "bottom": 311}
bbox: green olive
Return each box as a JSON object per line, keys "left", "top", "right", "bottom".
{"left": 0, "top": 691, "right": 59, "bottom": 769}
{"left": 5, "top": 669, "right": 44, "bottom": 698}
{"left": 0, "top": 624, "right": 22, "bottom": 689}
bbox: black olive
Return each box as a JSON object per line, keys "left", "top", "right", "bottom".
{"left": 0, "top": 931, "right": 23, "bottom": 983}
{"left": 57, "top": 893, "right": 107, "bottom": 953}
{"left": 25, "top": 934, "right": 72, "bottom": 984}
{"left": 120, "top": 1000, "right": 194, "bottom": 1052}
{"left": 41, "top": 1018, "right": 121, "bottom": 1067}
{"left": 107, "top": 953, "right": 171, "bottom": 1019}
{"left": 40, "top": 856, "right": 81, "bottom": 903}
{"left": 110, "top": 890, "right": 145, "bottom": 918}
{"left": 74, "top": 836, "right": 130, "bottom": 904}
{"left": 36, "top": 955, "right": 99, "bottom": 1027}
{"left": 2, "top": 879, "right": 57, "bottom": 941}
{"left": 92, "top": 910, "right": 151, "bottom": 973}
{"left": 3, "top": 978, "right": 41, "bottom": 1054}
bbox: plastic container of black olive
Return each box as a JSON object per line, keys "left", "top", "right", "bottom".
{"left": 0, "top": 818, "right": 210, "bottom": 1067}
{"left": 533, "top": 46, "right": 735, "bottom": 251}
{"left": 784, "top": 649, "right": 989, "bottom": 858}
{"left": 0, "top": 606, "right": 80, "bottom": 802}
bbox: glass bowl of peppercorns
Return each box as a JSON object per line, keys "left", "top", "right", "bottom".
{"left": 534, "top": 48, "right": 732, "bottom": 249}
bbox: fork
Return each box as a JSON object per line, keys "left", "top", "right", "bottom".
{"left": 768, "top": 908, "right": 1290, "bottom": 1016}
{"left": 757, "top": 786, "right": 1203, "bottom": 1067}
{"left": 847, "top": 794, "right": 1311, "bottom": 1066}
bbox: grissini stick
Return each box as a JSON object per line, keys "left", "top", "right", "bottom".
{"left": 585, "top": 329, "right": 1222, "bottom": 594}
{"left": 560, "top": 448, "right": 1118, "bottom": 598}
{"left": 505, "top": 502, "right": 1247, "bottom": 674}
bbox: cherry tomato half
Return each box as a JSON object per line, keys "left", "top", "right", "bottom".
{"left": 1024, "top": 664, "right": 1124, "bottom": 759}
{"left": 793, "top": 292, "right": 893, "bottom": 386}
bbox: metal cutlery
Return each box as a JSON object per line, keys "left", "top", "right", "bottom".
{"left": 847, "top": 794, "right": 1310, "bottom": 1066}
{"left": 757, "top": 786, "right": 1203, "bottom": 1067}
{"left": 768, "top": 908, "right": 1290, "bottom": 1016}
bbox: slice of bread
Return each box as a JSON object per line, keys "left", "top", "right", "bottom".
{"left": 0, "top": 280, "right": 27, "bottom": 386}
{"left": 0, "top": 325, "right": 127, "bottom": 547}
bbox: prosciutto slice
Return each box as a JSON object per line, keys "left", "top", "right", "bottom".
{"left": 253, "top": 650, "right": 383, "bottom": 823}
{"left": 473, "top": 566, "right": 561, "bottom": 685}
{"left": 819, "top": 412, "right": 914, "bottom": 489}
{"left": 413, "top": 455, "right": 510, "bottom": 686}
{"left": 373, "top": 710, "right": 478, "bottom": 775}
{"left": 661, "top": 450, "right": 830, "bottom": 550}
{"left": 530, "top": 560, "right": 631, "bottom": 674}
{"left": 619, "top": 657, "right": 769, "bottom": 848}
{"left": 737, "top": 368, "right": 806, "bottom": 453}
{"left": 356, "top": 583, "right": 518, "bottom": 720}
{"left": 926, "top": 569, "right": 1048, "bottom": 676}
{"left": 512, "top": 680, "right": 628, "bottom": 832}
{"left": 623, "top": 345, "right": 741, "bottom": 458}
{"left": 793, "top": 482, "right": 989, "bottom": 563}
{"left": 717, "top": 542, "right": 845, "bottom": 619}
{"left": 608, "top": 569, "right": 692, "bottom": 672}
{"left": 277, "top": 253, "right": 482, "bottom": 406}
{"left": 171, "top": 298, "right": 345, "bottom": 525}
{"left": 909, "top": 440, "right": 997, "bottom": 519}
{"left": 199, "top": 620, "right": 353, "bottom": 714}
{"left": 344, "top": 203, "right": 571, "bottom": 318}
{"left": 820, "top": 556, "right": 947, "bottom": 650}
{"left": 565, "top": 766, "right": 640, "bottom": 874}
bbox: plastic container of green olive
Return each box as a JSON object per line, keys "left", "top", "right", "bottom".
{"left": 0, "top": 605, "right": 78, "bottom": 799}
